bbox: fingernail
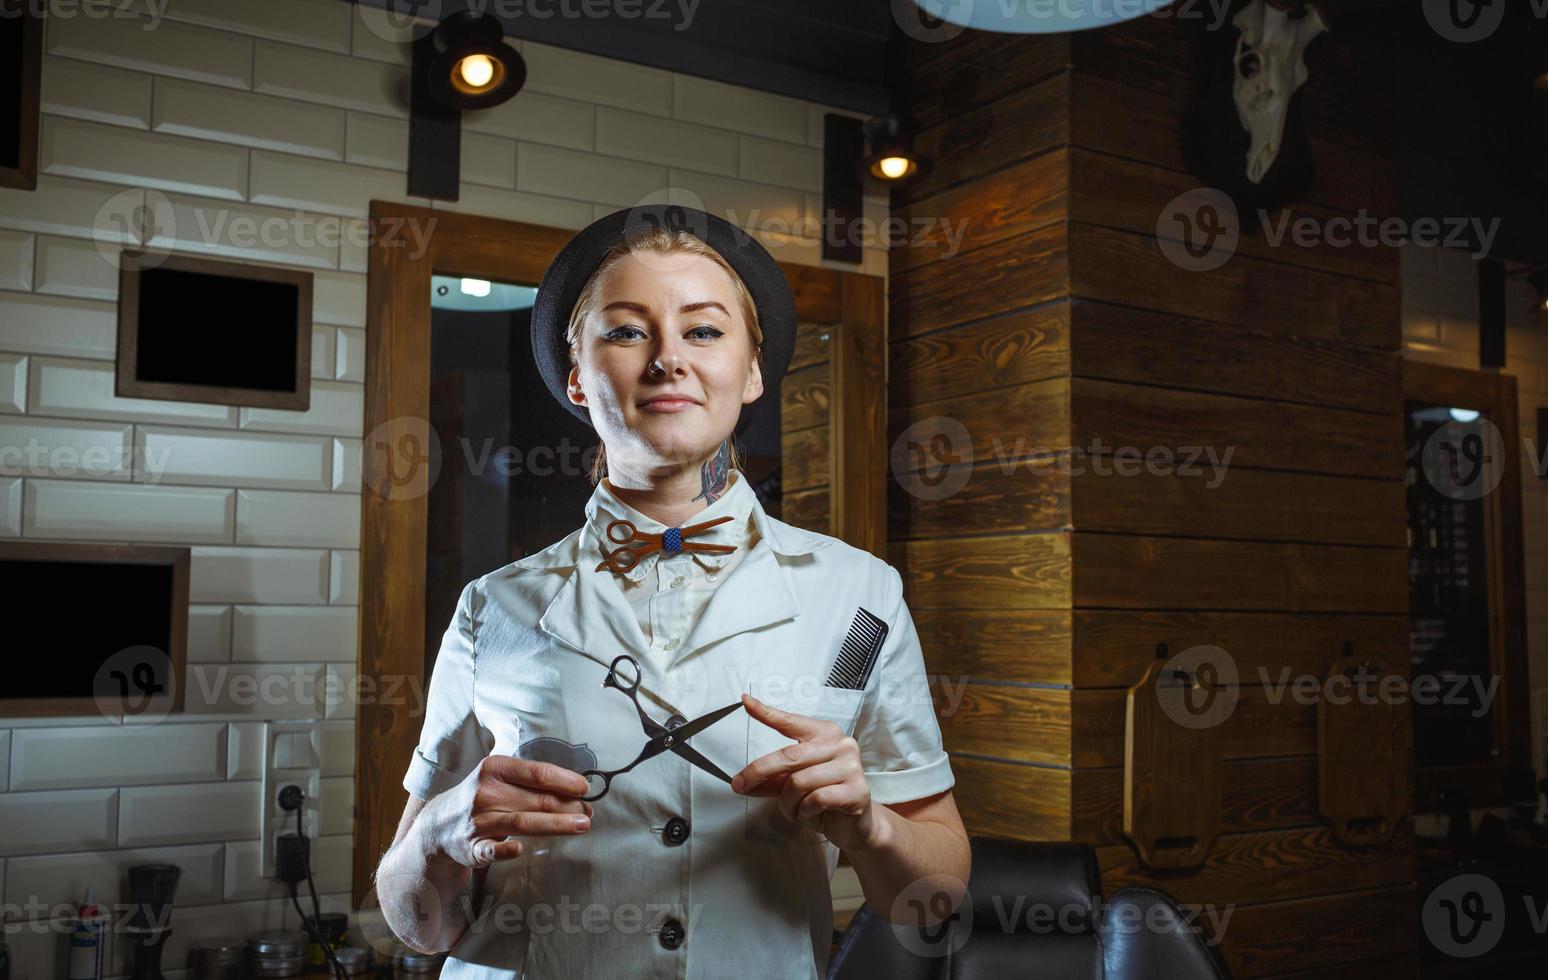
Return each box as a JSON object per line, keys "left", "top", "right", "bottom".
{"left": 731, "top": 775, "right": 744, "bottom": 791}
{"left": 574, "top": 816, "right": 590, "bottom": 830}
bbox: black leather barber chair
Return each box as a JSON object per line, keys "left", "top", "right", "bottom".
{"left": 828, "top": 837, "right": 1233, "bottom": 980}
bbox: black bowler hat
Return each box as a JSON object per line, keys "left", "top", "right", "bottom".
{"left": 529, "top": 204, "right": 796, "bottom": 434}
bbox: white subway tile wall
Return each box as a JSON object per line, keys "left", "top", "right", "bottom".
{"left": 0, "top": 2, "right": 879, "bottom": 975}
{"left": 1401, "top": 243, "right": 1548, "bottom": 783}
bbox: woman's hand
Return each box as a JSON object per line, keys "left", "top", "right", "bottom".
{"left": 731, "top": 693, "right": 879, "bottom": 851}
{"left": 423, "top": 756, "right": 595, "bottom": 868}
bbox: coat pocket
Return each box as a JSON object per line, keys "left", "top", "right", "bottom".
{"left": 743, "top": 686, "right": 866, "bottom": 842}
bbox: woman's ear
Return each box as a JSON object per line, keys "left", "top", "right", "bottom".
{"left": 743, "top": 356, "right": 764, "bottom": 405}
{"left": 567, "top": 365, "right": 586, "bottom": 407}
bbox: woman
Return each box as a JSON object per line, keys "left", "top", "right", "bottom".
{"left": 374, "top": 205, "right": 969, "bottom": 979}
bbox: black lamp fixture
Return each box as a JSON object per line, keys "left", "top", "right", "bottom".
{"left": 426, "top": 10, "right": 526, "bottom": 110}
{"left": 863, "top": 112, "right": 925, "bottom": 183}
{"left": 408, "top": 9, "right": 525, "bottom": 201}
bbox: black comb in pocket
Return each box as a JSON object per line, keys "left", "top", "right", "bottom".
{"left": 824, "top": 607, "right": 888, "bottom": 690}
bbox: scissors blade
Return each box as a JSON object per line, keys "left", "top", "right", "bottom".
{"left": 669, "top": 741, "right": 734, "bottom": 784}
{"left": 669, "top": 700, "right": 744, "bottom": 742}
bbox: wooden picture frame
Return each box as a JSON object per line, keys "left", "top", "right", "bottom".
{"left": 0, "top": 541, "right": 190, "bottom": 719}
{"left": 353, "top": 200, "right": 887, "bottom": 902}
{"left": 116, "top": 251, "right": 313, "bottom": 410}
{"left": 1403, "top": 360, "right": 1533, "bottom": 810}
{"left": 0, "top": 0, "right": 41, "bottom": 192}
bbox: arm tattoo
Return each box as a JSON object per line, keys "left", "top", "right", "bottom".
{"left": 694, "top": 441, "right": 731, "bottom": 504}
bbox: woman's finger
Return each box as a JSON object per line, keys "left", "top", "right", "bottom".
{"left": 467, "top": 837, "right": 524, "bottom": 867}
{"left": 774, "top": 757, "right": 856, "bottom": 825}
{"left": 475, "top": 809, "right": 594, "bottom": 839}
{"left": 798, "top": 784, "right": 863, "bottom": 825}
{"left": 737, "top": 736, "right": 842, "bottom": 794}
{"left": 476, "top": 781, "right": 592, "bottom": 818}
{"left": 484, "top": 757, "right": 592, "bottom": 801}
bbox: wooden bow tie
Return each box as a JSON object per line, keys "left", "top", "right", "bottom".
{"left": 595, "top": 514, "right": 738, "bottom": 574}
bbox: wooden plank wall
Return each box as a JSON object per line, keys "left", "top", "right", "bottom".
{"left": 782, "top": 317, "right": 835, "bottom": 532}
{"left": 890, "top": 14, "right": 1415, "bottom": 978}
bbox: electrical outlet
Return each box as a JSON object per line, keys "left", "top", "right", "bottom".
{"left": 260, "top": 720, "right": 322, "bottom": 878}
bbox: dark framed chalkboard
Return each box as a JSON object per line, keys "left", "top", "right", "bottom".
{"left": 1403, "top": 361, "right": 1533, "bottom": 810}
{"left": 0, "top": 541, "right": 189, "bottom": 719}
{"left": 0, "top": 0, "right": 42, "bottom": 192}
{"left": 116, "top": 251, "right": 313, "bottom": 410}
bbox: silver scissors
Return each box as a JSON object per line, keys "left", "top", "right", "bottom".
{"left": 579, "top": 654, "right": 744, "bottom": 802}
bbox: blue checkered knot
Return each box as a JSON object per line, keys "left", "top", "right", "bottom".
{"left": 663, "top": 527, "right": 683, "bottom": 553}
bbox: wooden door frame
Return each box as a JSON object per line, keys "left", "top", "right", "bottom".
{"left": 352, "top": 200, "right": 887, "bottom": 902}
{"left": 1403, "top": 359, "right": 1533, "bottom": 811}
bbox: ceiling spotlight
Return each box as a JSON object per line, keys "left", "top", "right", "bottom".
{"left": 912, "top": 0, "right": 1171, "bottom": 33}
{"left": 863, "top": 113, "right": 926, "bottom": 183}
{"left": 427, "top": 10, "right": 525, "bottom": 110}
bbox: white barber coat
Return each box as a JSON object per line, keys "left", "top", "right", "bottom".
{"left": 403, "top": 470, "right": 956, "bottom": 980}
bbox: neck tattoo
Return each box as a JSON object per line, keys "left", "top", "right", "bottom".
{"left": 694, "top": 442, "right": 731, "bottom": 504}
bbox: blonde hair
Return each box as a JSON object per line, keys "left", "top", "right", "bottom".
{"left": 565, "top": 224, "right": 764, "bottom": 485}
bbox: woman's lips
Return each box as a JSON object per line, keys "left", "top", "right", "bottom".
{"left": 640, "top": 397, "right": 699, "bottom": 412}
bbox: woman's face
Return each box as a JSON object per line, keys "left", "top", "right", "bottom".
{"left": 568, "top": 250, "right": 763, "bottom": 471}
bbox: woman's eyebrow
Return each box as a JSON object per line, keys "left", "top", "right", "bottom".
{"left": 600, "top": 300, "right": 730, "bottom": 317}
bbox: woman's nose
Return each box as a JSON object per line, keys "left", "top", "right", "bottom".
{"left": 648, "top": 345, "right": 685, "bottom": 376}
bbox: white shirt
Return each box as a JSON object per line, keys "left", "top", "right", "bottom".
{"left": 403, "top": 467, "right": 955, "bottom": 980}
{"left": 589, "top": 470, "right": 758, "bottom": 669}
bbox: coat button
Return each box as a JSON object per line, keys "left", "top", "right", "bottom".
{"left": 659, "top": 918, "right": 685, "bottom": 950}
{"left": 663, "top": 816, "right": 689, "bottom": 846}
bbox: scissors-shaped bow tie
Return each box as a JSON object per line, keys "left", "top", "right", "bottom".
{"left": 594, "top": 514, "right": 737, "bottom": 574}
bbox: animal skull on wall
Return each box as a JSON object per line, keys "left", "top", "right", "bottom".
{"left": 1232, "top": 0, "right": 1329, "bottom": 184}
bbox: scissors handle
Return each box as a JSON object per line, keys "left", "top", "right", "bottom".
{"left": 578, "top": 769, "right": 611, "bottom": 802}
{"left": 604, "top": 653, "right": 642, "bottom": 694}
{"left": 604, "top": 519, "right": 638, "bottom": 545}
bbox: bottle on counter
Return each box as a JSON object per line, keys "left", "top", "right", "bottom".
{"left": 67, "top": 888, "right": 106, "bottom": 980}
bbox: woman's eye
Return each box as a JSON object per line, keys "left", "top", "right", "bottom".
{"left": 688, "top": 325, "right": 724, "bottom": 340}
{"left": 605, "top": 325, "right": 645, "bottom": 341}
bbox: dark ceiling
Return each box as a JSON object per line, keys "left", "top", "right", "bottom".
{"left": 350, "top": 0, "right": 895, "bottom": 114}
{"left": 356, "top": 0, "right": 1548, "bottom": 264}
{"left": 1396, "top": 1, "right": 1548, "bottom": 264}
